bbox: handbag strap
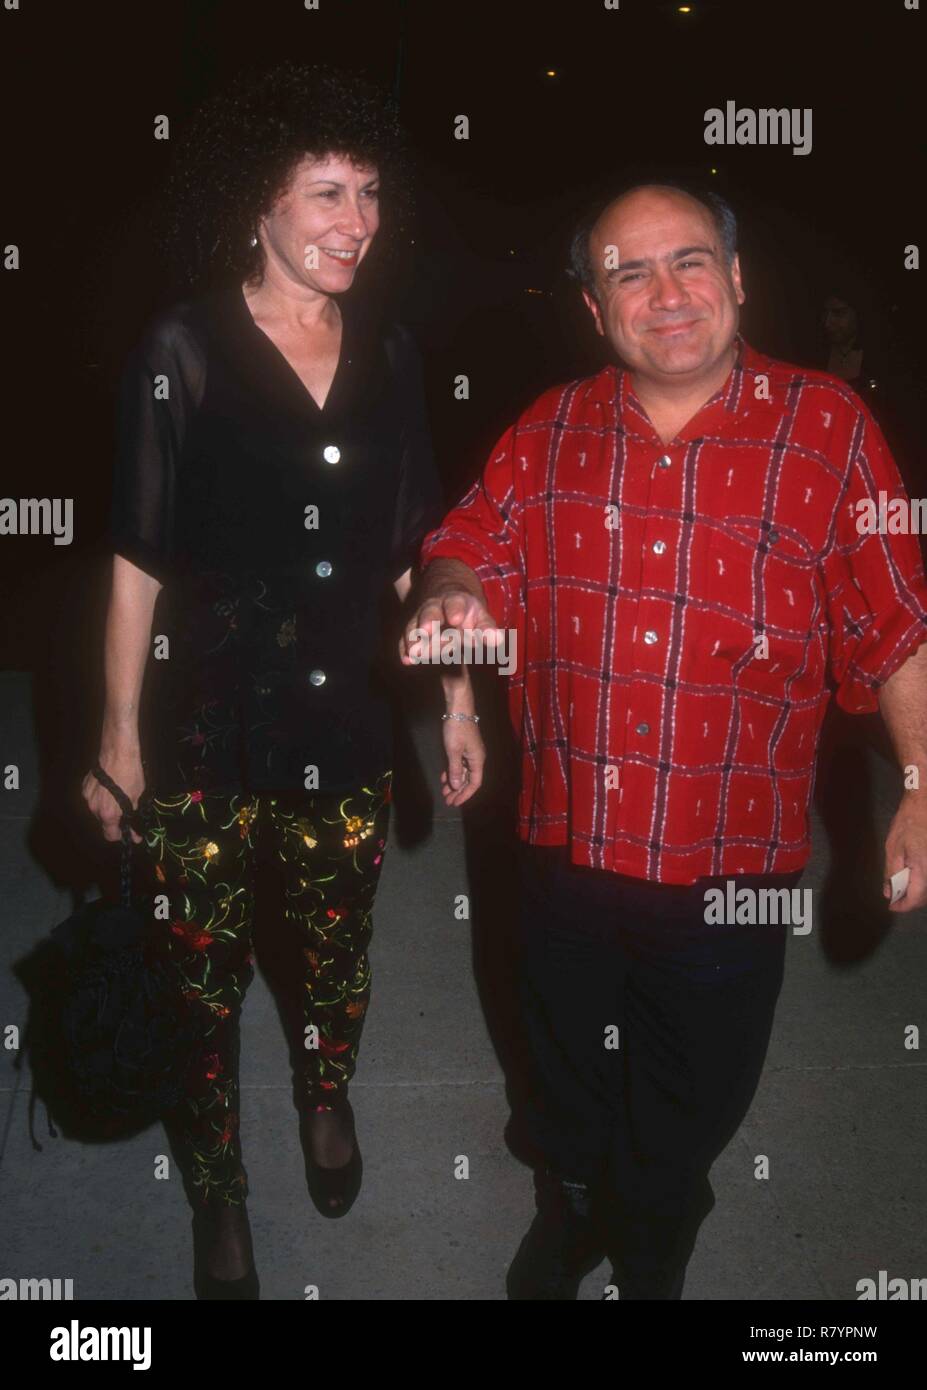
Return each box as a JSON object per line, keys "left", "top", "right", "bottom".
{"left": 92, "top": 761, "right": 142, "bottom": 909}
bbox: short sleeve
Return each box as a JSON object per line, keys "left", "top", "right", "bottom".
{"left": 420, "top": 420, "right": 525, "bottom": 630}
{"left": 822, "top": 399, "right": 927, "bottom": 713}
{"left": 108, "top": 310, "right": 205, "bottom": 583}
{"left": 385, "top": 324, "right": 445, "bottom": 582}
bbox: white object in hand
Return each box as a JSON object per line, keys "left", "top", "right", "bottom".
{"left": 890, "top": 867, "right": 910, "bottom": 905}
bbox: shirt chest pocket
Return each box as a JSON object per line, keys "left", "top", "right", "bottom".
{"left": 703, "top": 520, "right": 821, "bottom": 678}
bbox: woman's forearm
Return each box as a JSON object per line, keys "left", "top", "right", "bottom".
{"left": 99, "top": 555, "right": 161, "bottom": 755}
{"left": 441, "top": 663, "right": 476, "bottom": 715}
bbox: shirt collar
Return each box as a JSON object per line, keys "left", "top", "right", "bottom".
{"left": 607, "top": 333, "right": 765, "bottom": 444}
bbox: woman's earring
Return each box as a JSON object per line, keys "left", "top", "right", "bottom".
{"left": 249, "top": 231, "right": 258, "bottom": 248}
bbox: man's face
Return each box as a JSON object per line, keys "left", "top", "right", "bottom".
{"left": 822, "top": 297, "right": 858, "bottom": 346}
{"left": 582, "top": 188, "right": 745, "bottom": 385}
{"left": 259, "top": 153, "right": 380, "bottom": 293}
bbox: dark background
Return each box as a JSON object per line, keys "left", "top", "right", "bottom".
{"left": 1, "top": 0, "right": 923, "bottom": 724}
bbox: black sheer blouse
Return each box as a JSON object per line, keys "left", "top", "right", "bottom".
{"left": 108, "top": 281, "right": 443, "bottom": 796}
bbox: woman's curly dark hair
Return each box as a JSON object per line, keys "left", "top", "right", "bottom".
{"left": 159, "top": 61, "right": 413, "bottom": 292}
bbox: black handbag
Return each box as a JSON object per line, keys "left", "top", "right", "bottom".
{"left": 14, "top": 763, "right": 204, "bottom": 1142}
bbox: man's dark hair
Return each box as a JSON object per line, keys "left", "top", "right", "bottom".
{"left": 568, "top": 181, "right": 738, "bottom": 300}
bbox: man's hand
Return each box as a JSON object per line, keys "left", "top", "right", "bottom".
{"left": 401, "top": 588, "right": 505, "bottom": 665}
{"left": 883, "top": 791, "right": 927, "bottom": 913}
{"left": 441, "top": 716, "right": 486, "bottom": 806}
{"left": 878, "top": 641, "right": 927, "bottom": 914}
{"left": 400, "top": 559, "right": 505, "bottom": 666}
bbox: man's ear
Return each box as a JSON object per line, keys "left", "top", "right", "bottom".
{"left": 581, "top": 287, "right": 605, "bottom": 337}
{"left": 731, "top": 253, "right": 746, "bottom": 307}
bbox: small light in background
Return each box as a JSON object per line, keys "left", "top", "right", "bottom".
{"left": 709, "top": 167, "right": 718, "bottom": 175}
{"left": 677, "top": 5, "right": 693, "bottom": 12}
{"left": 545, "top": 69, "right": 557, "bottom": 77}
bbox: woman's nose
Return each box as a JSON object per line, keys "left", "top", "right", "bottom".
{"left": 337, "top": 202, "right": 372, "bottom": 237}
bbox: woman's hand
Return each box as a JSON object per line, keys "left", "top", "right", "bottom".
{"left": 440, "top": 716, "right": 485, "bottom": 807}
{"left": 81, "top": 746, "right": 147, "bottom": 845}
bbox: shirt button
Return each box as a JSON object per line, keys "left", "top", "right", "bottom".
{"left": 643, "top": 630, "right": 658, "bottom": 645}
{"left": 652, "top": 540, "right": 667, "bottom": 555}
{"left": 657, "top": 454, "right": 672, "bottom": 468}
{"left": 315, "top": 560, "right": 333, "bottom": 578}
{"left": 322, "top": 445, "right": 341, "bottom": 465}
{"left": 636, "top": 721, "right": 650, "bottom": 735}
{"left": 309, "top": 669, "right": 326, "bottom": 687}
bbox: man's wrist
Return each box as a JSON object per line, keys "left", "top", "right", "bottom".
{"left": 418, "top": 558, "right": 485, "bottom": 607}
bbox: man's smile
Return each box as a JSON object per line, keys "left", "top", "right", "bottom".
{"left": 645, "top": 318, "right": 704, "bottom": 337}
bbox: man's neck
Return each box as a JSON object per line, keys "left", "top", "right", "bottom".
{"left": 630, "top": 342, "right": 738, "bottom": 445}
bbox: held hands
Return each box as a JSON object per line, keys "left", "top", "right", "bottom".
{"left": 400, "top": 587, "right": 506, "bottom": 666}
{"left": 883, "top": 791, "right": 927, "bottom": 914}
{"left": 398, "top": 581, "right": 491, "bottom": 805}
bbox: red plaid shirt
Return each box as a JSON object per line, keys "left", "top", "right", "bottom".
{"left": 422, "top": 337, "right": 927, "bottom": 883}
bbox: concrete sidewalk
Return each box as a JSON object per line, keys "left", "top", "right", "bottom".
{"left": 2, "top": 671, "right": 925, "bottom": 1300}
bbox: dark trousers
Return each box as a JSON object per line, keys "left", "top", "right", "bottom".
{"left": 515, "top": 844, "right": 801, "bottom": 1296}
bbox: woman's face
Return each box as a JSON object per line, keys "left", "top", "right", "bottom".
{"left": 257, "top": 153, "right": 380, "bottom": 293}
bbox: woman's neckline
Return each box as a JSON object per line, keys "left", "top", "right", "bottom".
{"left": 233, "top": 280, "right": 350, "bottom": 416}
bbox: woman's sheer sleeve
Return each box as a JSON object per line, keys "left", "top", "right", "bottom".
{"left": 108, "top": 310, "right": 205, "bottom": 583}
{"left": 386, "top": 324, "right": 445, "bottom": 583}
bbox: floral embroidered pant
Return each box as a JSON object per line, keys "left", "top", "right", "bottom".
{"left": 135, "top": 771, "right": 392, "bottom": 1208}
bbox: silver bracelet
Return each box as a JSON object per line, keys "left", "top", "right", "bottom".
{"left": 442, "top": 712, "right": 480, "bottom": 724}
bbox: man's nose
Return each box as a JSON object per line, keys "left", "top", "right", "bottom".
{"left": 649, "top": 267, "right": 690, "bottom": 311}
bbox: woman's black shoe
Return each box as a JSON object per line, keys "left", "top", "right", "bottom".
{"left": 191, "top": 1207, "right": 260, "bottom": 1300}
{"left": 299, "top": 1104, "right": 363, "bottom": 1218}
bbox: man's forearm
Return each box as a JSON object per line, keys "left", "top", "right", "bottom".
{"left": 416, "top": 557, "right": 486, "bottom": 605}
{"left": 879, "top": 640, "right": 927, "bottom": 778}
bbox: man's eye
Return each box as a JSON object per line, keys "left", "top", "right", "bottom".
{"left": 678, "top": 260, "right": 704, "bottom": 269}
{"left": 618, "top": 273, "right": 643, "bottom": 284}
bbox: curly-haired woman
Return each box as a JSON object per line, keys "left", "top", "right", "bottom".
{"left": 81, "top": 62, "right": 484, "bottom": 1299}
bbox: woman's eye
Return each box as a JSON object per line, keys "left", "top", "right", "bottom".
{"left": 363, "top": 188, "right": 380, "bottom": 199}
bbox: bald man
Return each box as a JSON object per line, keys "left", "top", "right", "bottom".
{"left": 405, "top": 183, "right": 927, "bottom": 1299}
